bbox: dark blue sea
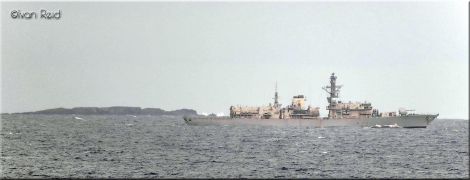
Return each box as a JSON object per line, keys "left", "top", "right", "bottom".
{"left": 1, "top": 114, "right": 468, "bottom": 178}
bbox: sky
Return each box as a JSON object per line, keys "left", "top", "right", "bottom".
{"left": 1, "top": 1, "right": 468, "bottom": 119}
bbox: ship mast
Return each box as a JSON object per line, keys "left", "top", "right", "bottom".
{"left": 322, "top": 73, "right": 342, "bottom": 118}
{"left": 273, "top": 82, "right": 280, "bottom": 108}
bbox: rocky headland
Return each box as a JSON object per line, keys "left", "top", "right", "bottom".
{"left": 10, "top": 106, "right": 197, "bottom": 116}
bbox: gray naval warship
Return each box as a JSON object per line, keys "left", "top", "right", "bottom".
{"left": 184, "top": 73, "right": 439, "bottom": 128}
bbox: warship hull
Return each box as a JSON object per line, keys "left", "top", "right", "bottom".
{"left": 183, "top": 114, "right": 438, "bottom": 128}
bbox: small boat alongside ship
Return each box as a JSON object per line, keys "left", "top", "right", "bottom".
{"left": 184, "top": 73, "right": 438, "bottom": 128}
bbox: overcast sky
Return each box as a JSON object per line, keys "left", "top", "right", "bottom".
{"left": 1, "top": 1, "right": 468, "bottom": 119}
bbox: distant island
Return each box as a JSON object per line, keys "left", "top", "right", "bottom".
{"left": 8, "top": 106, "right": 198, "bottom": 116}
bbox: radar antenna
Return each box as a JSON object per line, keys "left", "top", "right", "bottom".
{"left": 322, "top": 73, "right": 342, "bottom": 103}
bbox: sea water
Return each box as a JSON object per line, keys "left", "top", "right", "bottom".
{"left": 1, "top": 114, "right": 468, "bottom": 178}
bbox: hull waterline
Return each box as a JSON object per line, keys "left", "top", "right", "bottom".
{"left": 183, "top": 114, "right": 438, "bottom": 128}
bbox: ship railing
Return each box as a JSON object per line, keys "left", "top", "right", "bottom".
{"left": 405, "top": 112, "right": 438, "bottom": 116}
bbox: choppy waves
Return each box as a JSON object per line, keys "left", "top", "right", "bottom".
{"left": 1, "top": 115, "right": 468, "bottom": 178}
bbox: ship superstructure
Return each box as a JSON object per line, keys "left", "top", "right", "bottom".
{"left": 229, "top": 73, "right": 376, "bottom": 120}
{"left": 323, "top": 73, "right": 373, "bottom": 119}
{"left": 229, "top": 84, "right": 320, "bottom": 119}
